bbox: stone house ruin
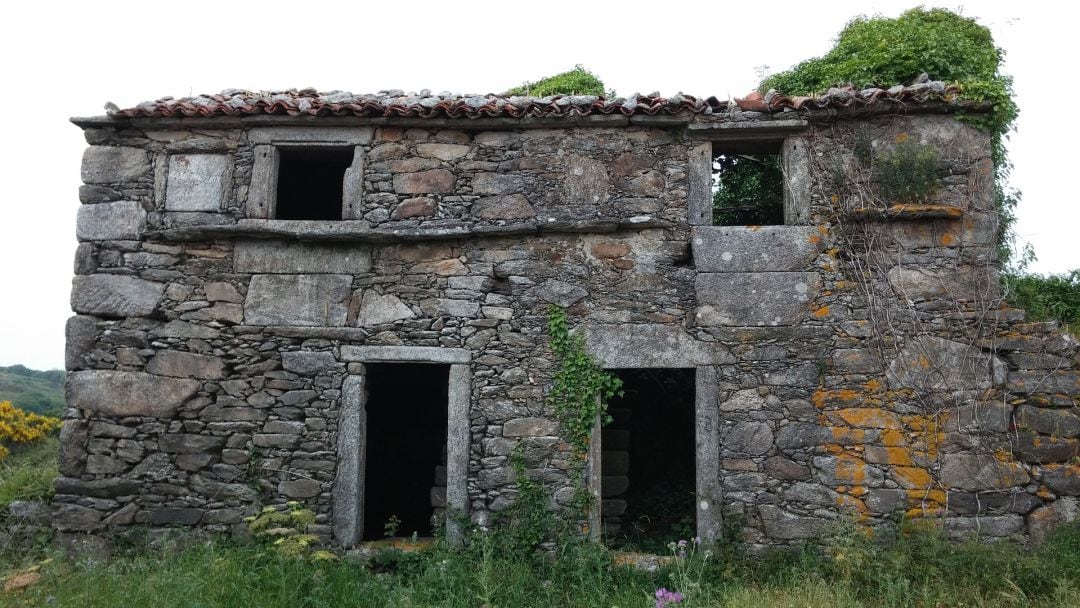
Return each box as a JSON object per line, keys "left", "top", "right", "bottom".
{"left": 60, "top": 86, "right": 1080, "bottom": 549}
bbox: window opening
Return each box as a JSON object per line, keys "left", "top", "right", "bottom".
{"left": 362, "top": 362, "right": 450, "bottom": 540}
{"left": 275, "top": 147, "right": 353, "bottom": 220}
{"left": 712, "top": 140, "right": 784, "bottom": 226}
{"left": 601, "top": 368, "right": 695, "bottom": 552}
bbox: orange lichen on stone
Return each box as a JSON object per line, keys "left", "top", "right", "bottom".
{"left": 847, "top": 485, "right": 869, "bottom": 497}
{"left": 825, "top": 443, "right": 844, "bottom": 455}
{"left": 808, "top": 233, "right": 823, "bottom": 246}
{"left": 881, "top": 429, "right": 906, "bottom": 447}
{"left": 1037, "top": 485, "right": 1055, "bottom": 500}
{"left": 862, "top": 378, "right": 883, "bottom": 393}
{"left": 812, "top": 388, "right": 862, "bottom": 409}
{"left": 832, "top": 408, "right": 901, "bottom": 429}
{"left": 875, "top": 447, "right": 915, "bottom": 466}
{"left": 940, "top": 232, "right": 956, "bottom": 246}
{"left": 835, "top": 454, "right": 870, "bottom": 485}
{"left": 837, "top": 493, "right": 870, "bottom": 516}
{"left": 893, "top": 466, "right": 933, "bottom": 489}
{"left": 895, "top": 132, "right": 910, "bottom": 143}
{"left": 906, "top": 489, "right": 948, "bottom": 506}
{"left": 812, "top": 305, "right": 831, "bottom": 318}
{"left": 993, "top": 448, "right": 1014, "bottom": 463}
{"left": 905, "top": 506, "right": 945, "bottom": 519}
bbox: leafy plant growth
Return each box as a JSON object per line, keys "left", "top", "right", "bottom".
{"left": 877, "top": 137, "right": 940, "bottom": 203}
{"left": 1005, "top": 270, "right": 1080, "bottom": 335}
{"left": 760, "top": 7, "right": 1020, "bottom": 263}
{"left": 508, "top": 65, "right": 606, "bottom": 97}
{"left": 712, "top": 154, "right": 784, "bottom": 225}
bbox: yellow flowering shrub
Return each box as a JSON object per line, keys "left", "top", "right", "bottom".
{"left": 0, "top": 401, "right": 62, "bottom": 461}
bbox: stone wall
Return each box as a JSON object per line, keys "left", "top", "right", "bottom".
{"left": 59, "top": 108, "right": 1080, "bottom": 548}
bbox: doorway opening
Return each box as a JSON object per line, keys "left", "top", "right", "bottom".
{"left": 602, "top": 368, "right": 696, "bottom": 552}
{"left": 362, "top": 362, "right": 449, "bottom": 540}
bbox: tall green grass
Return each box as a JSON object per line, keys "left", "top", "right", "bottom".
{"left": 7, "top": 521, "right": 1080, "bottom": 608}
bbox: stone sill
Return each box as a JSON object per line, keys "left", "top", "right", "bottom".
{"left": 145, "top": 217, "right": 674, "bottom": 243}
{"left": 847, "top": 204, "right": 963, "bottom": 221}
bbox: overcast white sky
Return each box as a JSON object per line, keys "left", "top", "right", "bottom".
{"left": 0, "top": 1, "right": 1074, "bottom": 370}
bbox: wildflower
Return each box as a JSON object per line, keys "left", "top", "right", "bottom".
{"left": 677, "top": 539, "right": 688, "bottom": 548}
{"left": 693, "top": 536, "right": 701, "bottom": 545}
{"left": 654, "top": 587, "right": 684, "bottom": 608}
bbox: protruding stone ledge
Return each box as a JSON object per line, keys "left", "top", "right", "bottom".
{"left": 340, "top": 345, "right": 470, "bottom": 364}
{"left": 847, "top": 204, "right": 963, "bottom": 221}
{"left": 144, "top": 217, "right": 674, "bottom": 244}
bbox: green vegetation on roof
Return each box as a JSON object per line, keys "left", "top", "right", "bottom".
{"left": 508, "top": 65, "right": 605, "bottom": 97}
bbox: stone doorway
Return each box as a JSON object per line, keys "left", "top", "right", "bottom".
{"left": 362, "top": 363, "right": 449, "bottom": 540}
{"left": 332, "top": 346, "right": 471, "bottom": 547}
{"left": 601, "top": 369, "right": 696, "bottom": 551}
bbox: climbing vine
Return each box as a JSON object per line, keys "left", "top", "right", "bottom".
{"left": 546, "top": 305, "right": 622, "bottom": 452}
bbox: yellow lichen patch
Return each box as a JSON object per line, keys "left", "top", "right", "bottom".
{"left": 1037, "top": 485, "right": 1055, "bottom": 500}
{"left": 895, "top": 132, "right": 910, "bottom": 143}
{"left": 831, "top": 408, "right": 901, "bottom": 429}
{"left": 993, "top": 448, "right": 1015, "bottom": 463}
{"left": 893, "top": 466, "right": 933, "bottom": 489}
{"left": 824, "top": 443, "right": 844, "bottom": 455}
{"left": 916, "top": 354, "right": 932, "bottom": 370}
{"left": 877, "top": 447, "right": 915, "bottom": 466}
{"left": 812, "top": 389, "right": 863, "bottom": 409}
{"left": 862, "top": 378, "right": 883, "bottom": 393}
{"left": 818, "top": 225, "right": 829, "bottom": 236}
{"left": 905, "top": 506, "right": 945, "bottom": 519}
{"left": 835, "top": 454, "right": 870, "bottom": 485}
{"left": 837, "top": 494, "right": 870, "bottom": 516}
{"left": 748, "top": 225, "right": 762, "bottom": 232}
{"left": 812, "top": 305, "right": 830, "bottom": 318}
{"left": 847, "top": 485, "right": 869, "bottom": 497}
{"left": 830, "top": 194, "right": 840, "bottom": 204}
{"left": 881, "top": 429, "right": 906, "bottom": 447}
{"left": 905, "top": 489, "right": 948, "bottom": 506}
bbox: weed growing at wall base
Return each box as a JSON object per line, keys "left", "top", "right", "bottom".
{"left": 8, "top": 521, "right": 1080, "bottom": 607}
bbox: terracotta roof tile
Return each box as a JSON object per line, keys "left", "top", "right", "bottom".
{"left": 112, "top": 82, "right": 965, "bottom": 120}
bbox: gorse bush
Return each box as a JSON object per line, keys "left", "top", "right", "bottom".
{"left": 0, "top": 400, "right": 62, "bottom": 462}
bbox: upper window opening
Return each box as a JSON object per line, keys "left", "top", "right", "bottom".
{"left": 711, "top": 141, "right": 784, "bottom": 226}
{"left": 276, "top": 148, "right": 354, "bottom": 221}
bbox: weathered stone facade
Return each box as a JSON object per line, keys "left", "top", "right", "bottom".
{"left": 60, "top": 89, "right": 1080, "bottom": 549}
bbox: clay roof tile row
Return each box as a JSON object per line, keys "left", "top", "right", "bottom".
{"left": 111, "top": 82, "right": 963, "bottom": 120}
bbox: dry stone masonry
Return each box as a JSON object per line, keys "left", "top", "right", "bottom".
{"left": 58, "top": 87, "right": 1080, "bottom": 550}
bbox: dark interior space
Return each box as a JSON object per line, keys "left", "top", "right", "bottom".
{"left": 602, "top": 368, "right": 695, "bottom": 552}
{"left": 275, "top": 147, "right": 353, "bottom": 220}
{"left": 362, "top": 363, "right": 449, "bottom": 540}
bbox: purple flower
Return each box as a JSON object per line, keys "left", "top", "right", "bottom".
{"left": 677, "top": 539, "right": 688, "bottom": 548}
{"left": 693, "top": 536, "right": 701, "bottom": 545}
{"left": 655, "top": 587, "right": 684, "bottom": 608}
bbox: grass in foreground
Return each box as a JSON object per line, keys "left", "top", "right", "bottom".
{"left": 5, "top": 520, "right": 1080, "bottom": 608}
{"left": 0, "top": 437, "right": 58, "bottom": 509}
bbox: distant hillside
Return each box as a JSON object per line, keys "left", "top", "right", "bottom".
{"left": 0, "top": 365, "right": 64, "bottom": 415}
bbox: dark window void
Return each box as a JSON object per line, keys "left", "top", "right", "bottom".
{"left": 712, "top": 140, "right": 784, "bottom": 226}
{"left": 275, "top": 148, "right": 353, "bottom": 220}
{"left": 602, "top": 368, "right": 695, "bottom": 552}
{"left": 363, "top": 363, "right": 450, "bottom": 540}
